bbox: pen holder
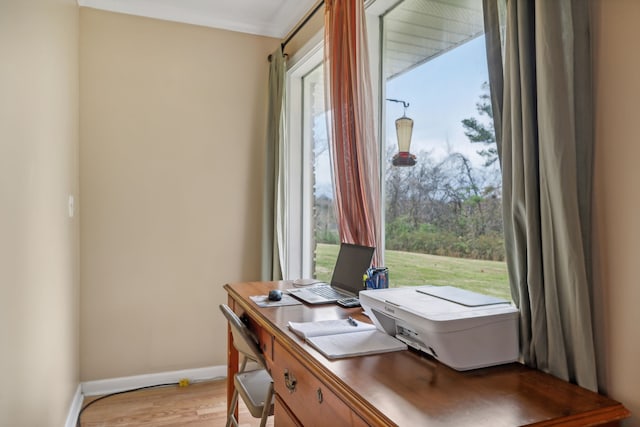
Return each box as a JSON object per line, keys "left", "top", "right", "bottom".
{"left": 364, "top": 267, "right": 389, "bottom": 289}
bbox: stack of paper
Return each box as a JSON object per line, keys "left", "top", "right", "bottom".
{"left": 288, "top": 319, "right": 407, "bottom": 360}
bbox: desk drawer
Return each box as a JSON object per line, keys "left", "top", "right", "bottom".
{"left": 257, "top": 328, "right": 274, "bottom": 364}
{"left": 274, "top": 394, "right": 301, "bottom": 427}
{"left": 272, "top": 341, "right": 366, "bottom": 427}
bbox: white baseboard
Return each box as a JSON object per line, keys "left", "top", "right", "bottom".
{"left": 81, "top": 365, "right": 227, "bottom": 396}
{"left": 64, "top": 384, "right": 84, "bottom": 427}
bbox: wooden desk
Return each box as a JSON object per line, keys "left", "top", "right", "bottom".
{"left": 224, "top": 281, "right": 630, "bottom": 426}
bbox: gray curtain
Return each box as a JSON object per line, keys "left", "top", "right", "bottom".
{"left": 483, "top": 0, "right": 597, "bottom": 390}
{"left": 261, "top": 46, "right": 286, "bottom": 281}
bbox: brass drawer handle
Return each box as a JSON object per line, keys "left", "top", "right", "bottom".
{"left": 284, "top": 369, "right": 297, "bottom": 393}
{"left": 316, "top": 387, "right": 323, "bottom": 403}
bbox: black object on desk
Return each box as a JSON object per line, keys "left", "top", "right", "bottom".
{"left": 268, "top": 289, "right": 282, "bottom": 301}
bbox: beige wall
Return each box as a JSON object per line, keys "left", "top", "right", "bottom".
{"left": 0, "top": 0, "right": 80, "bottom": 426}
{"left": 79, "top": 8, "right": 278, "bottom": 380}
{"left": 593, "top": 1, "right": 640, "bottom": 425}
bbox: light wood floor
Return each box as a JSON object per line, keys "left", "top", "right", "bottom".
{"left": 78, "top": 379, "right": 274, "bottom": 427}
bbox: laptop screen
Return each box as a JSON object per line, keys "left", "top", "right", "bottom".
{"left": 330, "top": 243, "right": 375, "bottom": 295}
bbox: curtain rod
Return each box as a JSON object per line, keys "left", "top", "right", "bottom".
{"left": 269, "top": 0, "right": 325, "bottom": 61}
{"left": 282, "top": 0, "right": 325, "bottom": 50}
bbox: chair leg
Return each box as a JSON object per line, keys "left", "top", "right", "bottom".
{"left": 226, "top": 356, "right": 248, "bottom": 427}
{"left": 226, "top": 388, "right": 240, "bottom": 427}
{"left": 259, "top": 382, "right": 275, "bottom": 427}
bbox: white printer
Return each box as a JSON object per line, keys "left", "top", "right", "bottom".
{"left": 359, "top": 285, "right": 519, "bottom": 371}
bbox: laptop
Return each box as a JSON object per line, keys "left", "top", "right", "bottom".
{"left": 288, "top": 243, "right": 375, "bottom": 305}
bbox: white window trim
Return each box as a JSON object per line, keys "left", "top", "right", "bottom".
{"left": 284, "top": 32, "right": 323, "bottom": 280}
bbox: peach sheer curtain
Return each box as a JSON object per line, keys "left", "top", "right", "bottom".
{"left": 324, "top": 0, "right": 382, "bottom": 265}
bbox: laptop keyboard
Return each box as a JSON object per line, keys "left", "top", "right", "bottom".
{"left": 309, "top": 286, "right": 346, "bottom": 299}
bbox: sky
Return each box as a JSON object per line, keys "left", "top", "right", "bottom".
{"left": 313, "top": 35, "right": 492, "bottom": 198}
{"left": 385, "top": 35, "right": 490, "bottom": 167}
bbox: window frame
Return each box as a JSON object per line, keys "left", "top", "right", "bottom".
{"left": 284, "top": 33, "right": 324, "bottom": 280}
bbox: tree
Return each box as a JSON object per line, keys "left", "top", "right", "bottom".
{"left": 461, "top": 82, "right": 498, "bottom": 167}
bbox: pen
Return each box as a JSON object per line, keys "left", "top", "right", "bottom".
{"left": 348, "top": 316, "right": 358, "bottom": 327}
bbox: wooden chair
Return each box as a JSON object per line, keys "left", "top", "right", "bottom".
{"left": 219, "top": 304, "right": 274, "bottom": 427}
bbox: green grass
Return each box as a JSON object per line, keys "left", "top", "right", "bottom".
{"left": 315, "top": 243, "right": 511, "bottom": 301}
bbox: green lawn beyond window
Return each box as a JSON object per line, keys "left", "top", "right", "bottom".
{"left": 315, "top": 243, "right": 511, "bottom": 301}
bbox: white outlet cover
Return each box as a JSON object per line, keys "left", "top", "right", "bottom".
{"left": 68, "top": 195, "right": 75, "bottom": 218}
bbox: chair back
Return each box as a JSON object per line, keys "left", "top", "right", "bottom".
{"left": 219, "top": 304, "right": 267, "bottom": 369}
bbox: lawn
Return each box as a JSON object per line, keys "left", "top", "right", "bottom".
{"left": 315, "top": 243, "right": 512, "bottom": 301}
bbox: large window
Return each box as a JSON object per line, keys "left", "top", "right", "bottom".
{"left": 289, "top": 0, "right": 508, "bottom": 300}
{"left": 381, "top": 0, "right": 508, "bottom": 300}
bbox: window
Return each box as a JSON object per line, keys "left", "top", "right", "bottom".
{"left": 381, "top": 0, "right": 509, "bottom": 300}
{"left": 287, "top": 0, "right": 508, "bottom": 300}
{"left": 303, "top": 64, "right": 339, "bottom": 282}
{"left": 285, "top": 42, "right": 338, "bottom": 281}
